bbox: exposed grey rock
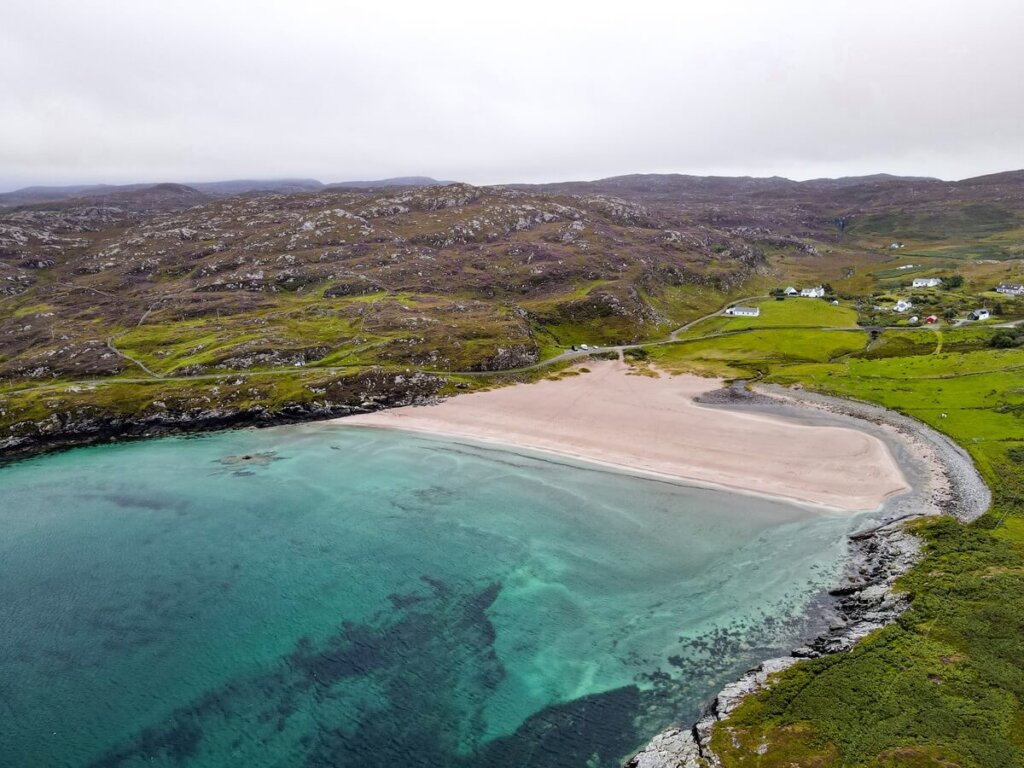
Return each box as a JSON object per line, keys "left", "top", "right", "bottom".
{"left": 625, "top": 726, "right": 702, "bottom": 768}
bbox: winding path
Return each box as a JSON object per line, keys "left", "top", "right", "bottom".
{"left": 7, "top": 296, "right": 1021, "bottom": 398}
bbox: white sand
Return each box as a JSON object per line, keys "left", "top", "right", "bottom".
{"left": 336, "top": 361, "right": 910, "bottom": 512}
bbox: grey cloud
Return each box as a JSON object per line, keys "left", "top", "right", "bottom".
{"left": 1, "top": 0, "right": 1021, "bottom": 190}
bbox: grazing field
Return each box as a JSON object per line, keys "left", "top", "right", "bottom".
{"left": 719, "top": 298, "right": 859, "bottom": 329}
{"left": 645, "top": 329, "right": 868, "bottom": 378}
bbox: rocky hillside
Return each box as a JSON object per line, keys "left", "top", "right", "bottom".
{"left": 2, "top": 173, "right": 1021, "bottom": 457}
{"left": 0, "top": 183, "right": 771, "bottom": 381}
{"left": 515, "top": 170, "right": 1024, "bottom": 239}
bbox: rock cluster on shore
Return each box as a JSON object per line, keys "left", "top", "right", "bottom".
{"left": 626, "top": 519, "right": 921, "bottom": 768}
{"left": 0, "top": 370, "right": 446, "bottom": 462}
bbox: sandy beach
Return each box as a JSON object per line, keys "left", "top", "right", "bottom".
{"left": 337, "top": 361, "right": 910, "bottom": 512}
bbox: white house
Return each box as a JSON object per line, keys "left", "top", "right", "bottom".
{"left": 996, "top": 283, "right": 1024, "bottom": 296}
{"left": 969, "top": 309, "right": 990, "bottom": 321}
{"left": 799, "top": 286, "right": 825, "bottom": 298}
{"left": 725, "top": 306, "right": 760, "bottom": 317}
{"left": 912, "top": 278, "right": 942, "bottom": 288}
{"left": 784, "top": 286, "right": 798, "bottom": 295}
{"left": 894, "top": 299, "right": 913, "bottom": 313}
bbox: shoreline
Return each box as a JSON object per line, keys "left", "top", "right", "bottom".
{"left": 327, "top": 362, "right": 989, "bottom": 768}
{"left": 0, "top": 369, "right": 447, "bottom": 466}
{"left": 343, "top": 421, "right": 885, "bottom": 515}
{"left": 626, "top": 381, "right": 990, "bottom": 768}
{"left": 335, "top": 362, "right": 911, "bottom": 514}
{"left": 321, "top": 361, "right": 990, "bottom": 767}
{"left": 1, "top": 360, "right": 992, "bottom": 767}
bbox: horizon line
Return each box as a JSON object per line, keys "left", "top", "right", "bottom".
{"left": 3, "top": 167, "right": 1024, "bottom": 196}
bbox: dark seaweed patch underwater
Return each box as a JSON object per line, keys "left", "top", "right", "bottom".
{"left": 0, "top": 424, "right": 864, "bottom": 767}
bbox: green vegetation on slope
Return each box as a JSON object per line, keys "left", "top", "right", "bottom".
{"left": 848, "top": 204, "right": 1020, "bottom": 241}
{"left": 646, "top": 328, "right": 868, "bottom": 378}
{"left": 720, "top": 298, "right": 859, "bottom": 330}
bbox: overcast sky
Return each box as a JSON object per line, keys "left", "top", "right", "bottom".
{"left": 2, "top": 0, "right": 1022, "bottom": 190}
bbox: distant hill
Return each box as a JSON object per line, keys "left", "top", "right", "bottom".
{"left": 190, "top": 179, "right": 324, "bottom": 196}
{"left": 4, "top": 183, "right": 210, "bottom": 212}
{"left": 0, "top": 183, "right": 146, "bottom": 208}
{"left": 514, "top": 172, "right": 800, "bottom": 192}
{"left": 2, "top": 167, "right": 1023, "bottom": 458}
{"left": 508, "top": 172, "right": 946, "bottom": 199}
{"left": 799, "top": 173, "right": 941, "bottom": 189}
{"left": 0, "top": 177, "right": 454, "bottom": 207}
{"left": 954, "top": 169, "right": 1024, "bottom": 187}
{"left": 327, "top": 176, "right": 453, "bottom": 190}
{"left": 0, "top": 179, "right": 324, "bottom": 208}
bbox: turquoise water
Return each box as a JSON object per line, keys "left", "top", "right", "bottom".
{"left": 0, "top": 424, "right": 865, "bottom": 767}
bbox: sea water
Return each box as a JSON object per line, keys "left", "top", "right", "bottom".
{"left": 0, "top": 424, "right": 867, "bottom": 767}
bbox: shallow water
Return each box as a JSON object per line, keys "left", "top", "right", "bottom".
{"left": 0, "top": 424, "right": 867, "bottom": 767}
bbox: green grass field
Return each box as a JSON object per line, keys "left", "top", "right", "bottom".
{"left": 718, "top": 298, "right": 859, "bottom": 330}
{"left": 647, "top": 328, "right": 867, "bottom": 377}
{"left": 679, "top": 323, "right": 1024, "bottom": 768}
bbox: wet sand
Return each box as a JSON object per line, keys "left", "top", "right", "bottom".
{"left": 336, "top": 361, "right": 910, "bottom": 512}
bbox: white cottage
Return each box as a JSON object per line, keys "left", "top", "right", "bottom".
{"left": 725, "top": 306, "right": 760, "bottom": 317}
{"left": 912, "top": 278, "right": 942, "bottom": 288}
{"left": 996, "top": 283, "right": 1024, "bottom": 297}
{"left": 894, "top": 299, "right": 914, "bottom": 313}
{"left": 799, "top": 286, "right": 825, "bottom": 298}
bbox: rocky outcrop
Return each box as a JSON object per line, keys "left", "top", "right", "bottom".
{"left": 626, "top": 726, "right": 702, "bottom": 768}
{"left": 0, "top": 370, "right": 445, "bottom": 463}
{"left": 626, "top": 520, "right": 922, "bottom": 768}
{"left": 466, "top": 344, "right": 539, "bottom": 372}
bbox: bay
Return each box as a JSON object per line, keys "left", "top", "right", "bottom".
{"left": 0, "top": 424, "right": 865, "bottom": 767}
